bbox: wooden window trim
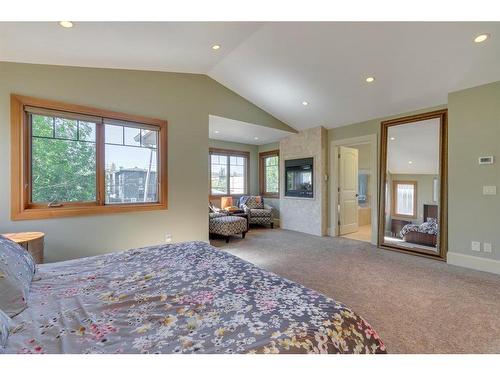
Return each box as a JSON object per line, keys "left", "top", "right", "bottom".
{"left": 259, "top": 150, "right": 279, "bottom": 198}
{"left": 11, "top": 94, "right": 168, "bottom": 221}
{"left": 209, "top": 148, "right": 250, "bottom": 199}
{"left": 391, "top": 180, "right": 418, "bottom": 219}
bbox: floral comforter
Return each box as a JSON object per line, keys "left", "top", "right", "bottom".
{"left": 5, "top": 241, "right": 386, "bottom": 354}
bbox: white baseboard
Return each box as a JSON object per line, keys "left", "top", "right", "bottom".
{"left": 447, "top": 252, "right": 500, "bottom": 275}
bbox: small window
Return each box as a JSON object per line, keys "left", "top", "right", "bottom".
{"left": 259, "top": 150, "right": 279, "bottom": 197}
{"left": 11, "top": 95, "right": 167, "bottom": 220}
{"left": 392, "top": 181, "right": 417, "bottom": 218}
{"left": 209, "top": 148, "right": 249, "bottom": 196}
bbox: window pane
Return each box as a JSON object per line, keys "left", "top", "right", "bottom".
{"left": 32, "top": 115, "right": 53, "bottom": 137}
{"left": 141, "top": 129, "right": 157, "bottom": 149}
{"left": 266, "top": 155, "right": 278, "bottom": 167}
{"left": 265, "top": 156, "right": 279, "bottom": 193}
{"left": 230, "top": 164, "right": 245, "bottom": 194}
{"left": 105, "top": 124, "right": 123, "bottom": 144}
{"left": 105, "top": 134, "right": 159, "bottom": 204}
{"left": 124, "top": 126, "right": 141, "bottom": 146}
{"left": 210, "top": 154, "right": 228, "bottom": 195}
{"left": 31, "top": 120, "right": 97, "bottom": 203}
{"left": 78, "top": 121, "right": 96, "bottom": 142}
{"left": 229, "top": 156, "right": 246, "bottom": 194}
{"left": 55, "top": 118, "right": 78, "bottom": 140}
{"left": 396, "top": 183, "right": 415, "bottom": 216}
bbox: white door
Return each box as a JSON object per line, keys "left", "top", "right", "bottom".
{"left": 339, "top": 146, "right": 359, "bottom": 235}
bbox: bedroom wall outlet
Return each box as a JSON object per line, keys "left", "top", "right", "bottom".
{"left": 484, "top": 243, "right": 492, "bottom": 253}
{"left": 471, "top": 241, "right": 481, "bottom": 252}
{"left": 483, "top": 185, "right": 497, "bottom": 195}
{"left": 165, "top": 233, "right": 173, "bottom": 243}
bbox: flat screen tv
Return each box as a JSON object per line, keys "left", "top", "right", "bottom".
{"left": 285, "top": 157, "right": 313, "bottom": 198}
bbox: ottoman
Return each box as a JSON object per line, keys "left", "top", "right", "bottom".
{"left": 209, "top": 213, "right": 248, "bottom": 243}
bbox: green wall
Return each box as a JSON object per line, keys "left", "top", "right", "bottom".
{"left": 448, "top": 81, "right": 500, "bottom": 260}
{"left": 0, "top": 62, "right": 293, "bottom": 262}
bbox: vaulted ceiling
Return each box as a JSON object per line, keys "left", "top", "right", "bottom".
{"left": 1, "top": 22, "right": 499, "bottom": 130}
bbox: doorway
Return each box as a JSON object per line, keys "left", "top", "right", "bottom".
{"left": 330, "top": 134, "right": 378, "bottom": 244}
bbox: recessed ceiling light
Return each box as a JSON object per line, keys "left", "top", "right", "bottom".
{"left": 408, "top": 161, "right": 413, "bottom": 164}
{"left": 254, "top": 137, "right": 259, "bottom": 140}
{"left": 59, "top": 21, "right": 74, "bottom": 28}
{"left": 302, "top": 101, "right": 309, "bottom": 106}
{"left": 390, "top": 137, "right": 396, "bottom": 141}
{"left": 474, "top": 34, "right": 489, "bottom": 43}
{"left": 211, "top": 44, "right": 221, "bottom": 50}
{"left": 214, "top": 130, "right": 219, "bottom": 134}
{"left": 365, "top": 76, "right": 375, "bottom": 83}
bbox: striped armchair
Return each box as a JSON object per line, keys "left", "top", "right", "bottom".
{"left": 239, "top": 196, "right": 274, "bottom": 228}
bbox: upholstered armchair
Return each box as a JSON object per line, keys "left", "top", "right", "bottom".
{"left": 239, "top": 196, "right": 274, "bottom": 228}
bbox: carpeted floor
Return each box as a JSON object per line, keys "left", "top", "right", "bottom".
{"left": 210, "top": 227, "right": 500, "bottom": 354}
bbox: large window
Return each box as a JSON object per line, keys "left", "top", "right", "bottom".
{"left": 11, "top": 95, "right": 167, "bottom": 220}
{"left": 392, "top": 180, "right": 417, "bottom": 218}
{"left": 209, "top": 148, "right": 249, "bottom": 196}
{"left": 259, "top": 150, "right": 279, "bottom": 197}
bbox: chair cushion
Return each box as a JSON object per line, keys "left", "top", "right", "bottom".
{"left": 209, "top": 212, "right": 227, "bottom": 219}
{"left": 209, "top": 216, "right": 247, "bottom": 236}
{"left": 245, "top": 196, "right": 264, "bottom": 209}
{"left": 250, "top": 208, "right": 272, "bottom": 217}
{"left": 0, "top": 236, "right": 35, "bottom": 317}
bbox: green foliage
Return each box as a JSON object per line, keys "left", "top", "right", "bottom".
{"left": 31, "top": 115, "right": 97, "bottom": 203}
{"left": 265, "top": 156, "right": 279, "bottom": 193}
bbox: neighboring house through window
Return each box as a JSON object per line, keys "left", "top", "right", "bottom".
{"left": 259, "top": 150, "right": 279, "bottom": 198}
{"left": 10, "top": 95, "right": 168, "bottom": 220}
{"left": 209, "top": 148, "right": 249, "bottom": 196}
{"left": 392, "top": 180, "right": 417, "bottom": 218}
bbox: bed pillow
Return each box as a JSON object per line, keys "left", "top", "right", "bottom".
{"left": 0, "top": 308, "right": 12, "bottom": 353}
{"left": 0, "top": 235, "right": 35, "bottom": 317}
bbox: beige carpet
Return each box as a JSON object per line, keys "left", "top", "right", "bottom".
{"left": 210, "top": 228, "right": 500, "bottom": 354}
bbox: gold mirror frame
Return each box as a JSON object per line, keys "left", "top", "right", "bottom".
{"left": 378, "top": 109, "right": 448, "bottom": 260}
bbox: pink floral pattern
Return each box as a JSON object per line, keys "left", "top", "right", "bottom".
{"left": 4, "top": 241, "right": 386, "bottom": 354}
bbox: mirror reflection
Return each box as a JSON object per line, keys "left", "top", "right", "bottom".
{"left": 382, "top": 118, "right": 441, "bottom": 253}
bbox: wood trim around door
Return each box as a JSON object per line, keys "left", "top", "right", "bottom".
{"left": 378, "top": 109, "right": 448, "bottom": 260}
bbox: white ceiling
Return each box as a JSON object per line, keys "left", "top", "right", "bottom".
{"left": 1, "top": 22, "right": 499, "bottom": 131}
{"left": 387, "top": 118, "right": 440, "bottom": 175}
{"left": 209, "top": 115, "right": 294, "bottom": 145}
{"left": 0, "top": 22, "right": 261, "bottom": 73}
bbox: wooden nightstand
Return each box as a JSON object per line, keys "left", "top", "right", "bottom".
{"left": 2, "top": 232, "right": 45, "bottom": 264}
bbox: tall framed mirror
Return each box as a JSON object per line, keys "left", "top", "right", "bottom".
{"left": 378, "top": 110, "right": 447, "bottom": 260}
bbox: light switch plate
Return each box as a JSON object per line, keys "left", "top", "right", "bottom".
{"left": 483, "top": 186, "right": 497, "bottom": 195}
{"left": 471, "top": 241, "right": 481, "bottom": 252}
{"left": 484, "top": 243, "right": 492, "bottom": 253}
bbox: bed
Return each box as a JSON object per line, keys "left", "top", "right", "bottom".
{"left": 3, "top": 241, "right": 385, "bottom": 354}
{"left": 399, "top": 204, "right": 439, "bottom": 247}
